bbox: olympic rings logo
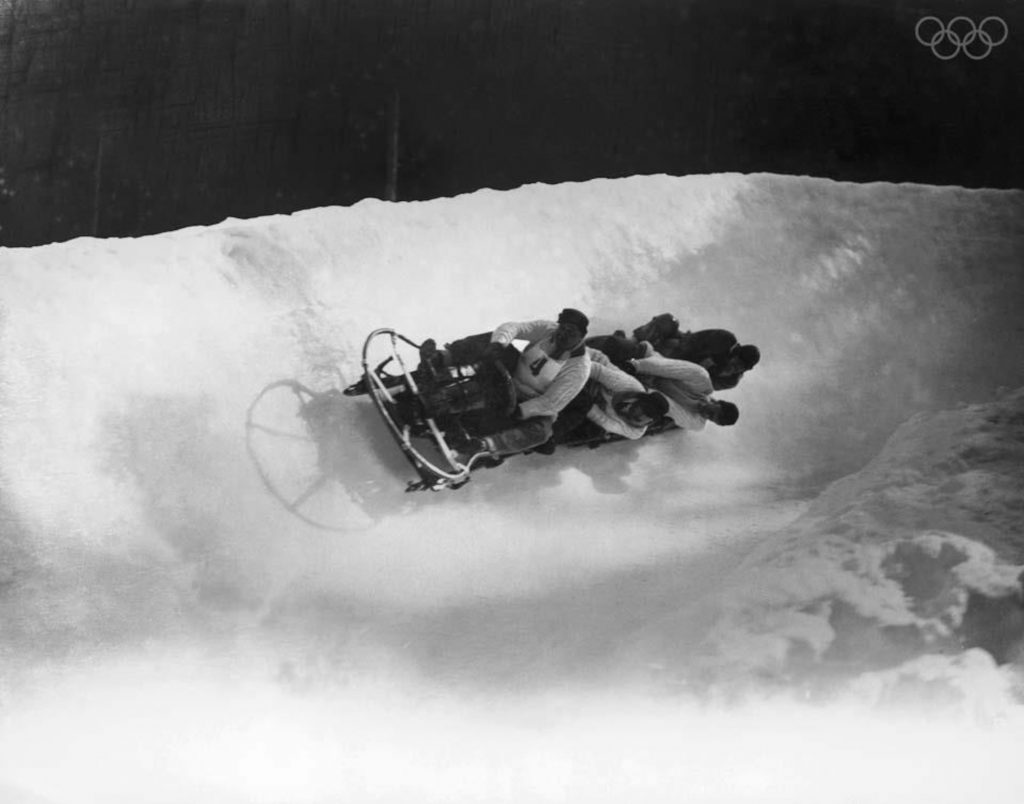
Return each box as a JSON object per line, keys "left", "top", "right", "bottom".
{"left": 915, "top": 16, "right": 1009, "bottom": 60}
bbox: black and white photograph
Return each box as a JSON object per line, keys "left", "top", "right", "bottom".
{"left": 1, "top": 1, "right": 1023, "bottom": 801}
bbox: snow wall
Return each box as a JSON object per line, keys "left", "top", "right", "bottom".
{"left": 2, "top": 173, "right": 1024, "bottom": 803}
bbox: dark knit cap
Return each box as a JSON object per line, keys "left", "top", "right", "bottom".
{"left": 641, "top": 392, "right": 670, "bottom": 419}
{"left": 557, "top": 308, "right": 590, "bottom": 334}
{"left": 736, "top": 344, "right": 760, "bottom": 369}
{"left": 717, "top": 400, "right": 740, "bottom": 426}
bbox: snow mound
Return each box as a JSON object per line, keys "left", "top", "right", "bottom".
{"left": 652, "top": 389, "right": 1024, "bottom": 707}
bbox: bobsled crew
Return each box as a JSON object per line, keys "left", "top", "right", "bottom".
{"left": 342, "top": 307, "right": 757, "bottom": 491}
{"left": 246, "top": 307, "right": 761, "bottom": 509}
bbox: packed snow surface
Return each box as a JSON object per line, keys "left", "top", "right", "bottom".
{"left": 2, "top": 173, "right": 1024, "bottom": 803}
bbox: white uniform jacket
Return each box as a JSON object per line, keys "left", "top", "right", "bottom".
{"left": 491, "top": 320, "right": 591, "bottom": 420}
{"left": 630, "top": 352, "right": 713, "bottom": 431}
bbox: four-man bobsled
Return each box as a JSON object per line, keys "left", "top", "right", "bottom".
{"left": 245, "top": 328, "right": 677, "bottom": 525}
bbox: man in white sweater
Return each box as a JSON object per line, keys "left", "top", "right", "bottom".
{"left": 428, "top": 308, "right": 592, "bottom": 459}
{"left": 581, "top": 351, "right": 669, "bottom": 440}
{"left": 540, "top": 349, "right": 670, "bottom": 447}
{"left": 626, "top": 349, "right": 739, "bottom": 431}
{"left": 490, "top": 314, "right": 592, "bottom": 423}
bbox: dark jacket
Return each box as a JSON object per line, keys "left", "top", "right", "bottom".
{"left": 583, "top": 334, "right": 646, "bottom": 372}
{"left": 660, "top": 329, "right": 738, "bottom": 368}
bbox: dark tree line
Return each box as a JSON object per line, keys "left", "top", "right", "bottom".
{"left": 1, "top": 0, "right": 1021, "bottom": 246}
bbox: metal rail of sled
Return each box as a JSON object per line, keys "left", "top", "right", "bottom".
{"left": 356, "top": 328, "right": 494, "bottom": 493}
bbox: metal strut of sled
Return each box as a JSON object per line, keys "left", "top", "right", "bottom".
{"left": 360, "top": 328, "right": 486, "bottom": 492}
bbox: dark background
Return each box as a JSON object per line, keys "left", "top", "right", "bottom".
{"left": 1, "top": 0, "right": 1021, "bottom": 247}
